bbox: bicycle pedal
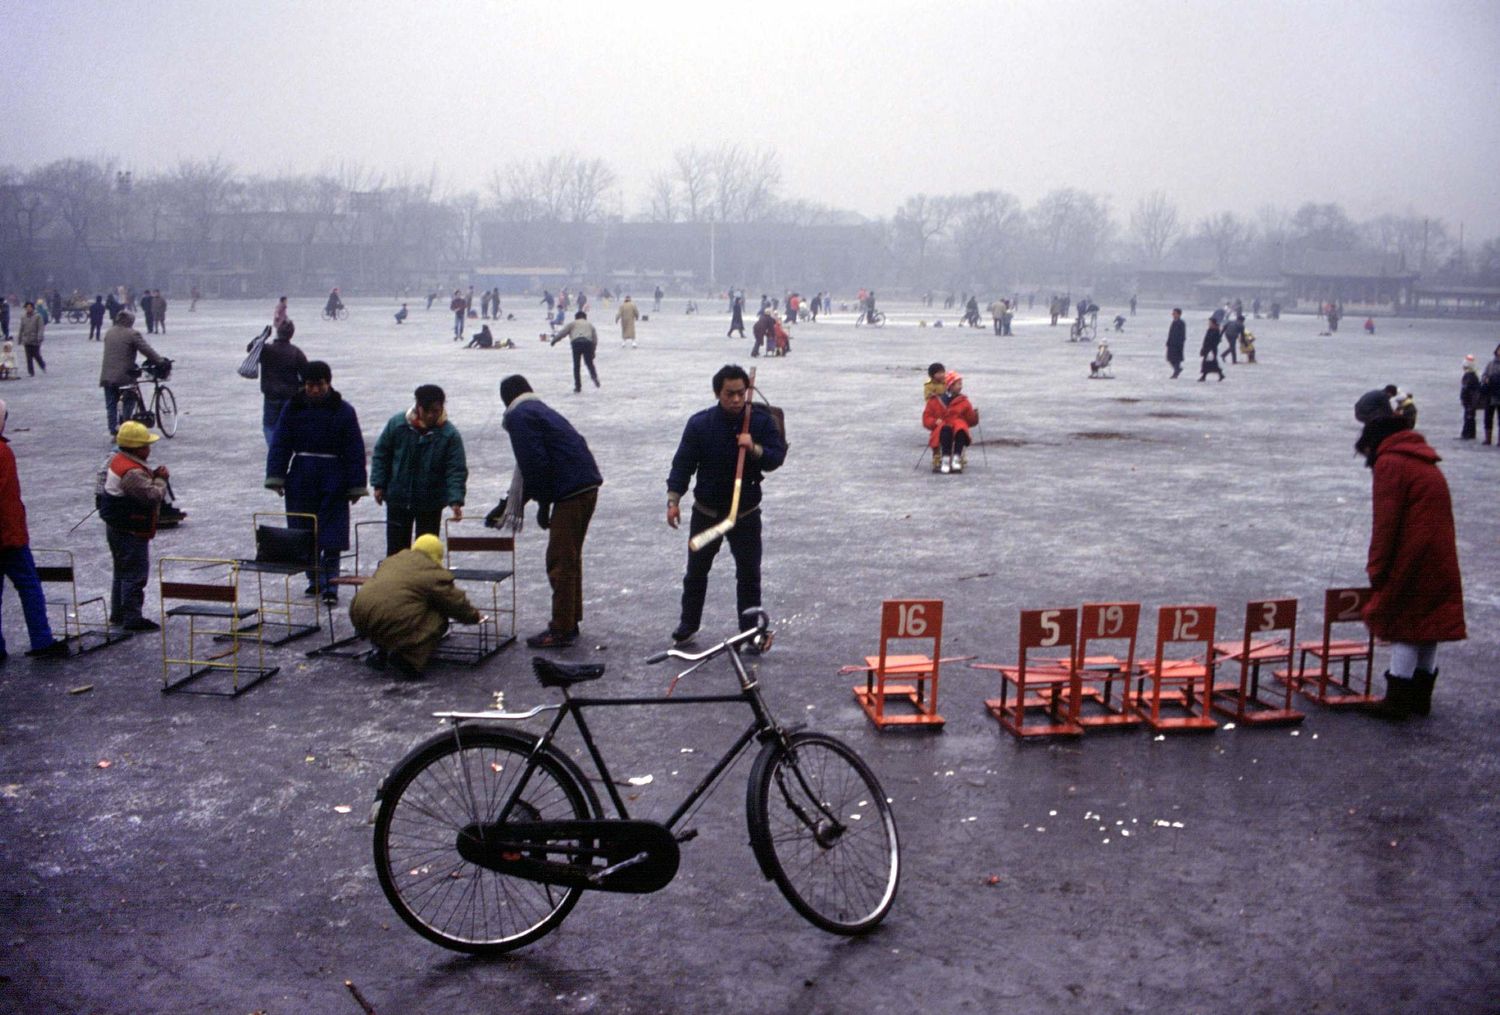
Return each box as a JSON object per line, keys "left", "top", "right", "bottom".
{"left": 674, "top": 828, "right": 699, "bottom": 843}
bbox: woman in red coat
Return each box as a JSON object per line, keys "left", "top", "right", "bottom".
{"left": 1353, "top": 397, "right": 1467, "bottom": 718}
{"left": 923, "top": 372, "right": 979, "bottom": 474}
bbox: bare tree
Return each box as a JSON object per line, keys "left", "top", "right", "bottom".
{"left": 1363, "top": 212, "right": 1449, "bottom": 273}
{"left": 1129, "top": 190, "right": 1180, "bottom": 264}
{"left": 1289, "top": 202, "right": 1359, "bottom": 251}
{"left": 565, "top": 157, "right": 618, "bottom": 223}
{"left": 892, "top": 193, "right": 954, "bottom": 280}
{"left": 1028, "top": 188, "right": 1116, "bottom": 283}
{"left": 708, "top": 144, "right": 781, "bottom": 223}
{"left": 672, "top": 146, "right": 713, "bottom": 222}
{"left": 1196, "top": 211, "right": 1249, "bottom": 273}
{"left": 949, "top": 190, "right": 1023, "bottom": 287}
{"left": 644, "top": 172, "right": 678, "bottom": 223}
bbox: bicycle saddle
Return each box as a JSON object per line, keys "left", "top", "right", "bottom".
{"left": 532, "top": 657, "right": 606, "bottom": 688}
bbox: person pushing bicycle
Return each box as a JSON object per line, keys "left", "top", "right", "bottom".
{"left": 99, "top": 310, "right": 167, "bottom": 437}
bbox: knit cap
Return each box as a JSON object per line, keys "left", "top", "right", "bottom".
{"left": 412, "top": 534, "right": 444, "bottom": 565}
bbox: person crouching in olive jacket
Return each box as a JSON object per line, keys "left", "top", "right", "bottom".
{"left": 350, "top": 534, "right": 481, "bottom": 678}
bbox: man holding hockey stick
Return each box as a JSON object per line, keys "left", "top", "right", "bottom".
{"left": 666, "top": 365, "right": 786, "bottom": 647}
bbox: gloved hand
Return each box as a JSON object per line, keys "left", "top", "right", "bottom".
{"left": 536, "top": 502, "right": 552, "bottom": 530}
{"left": 484, "top": 498, "right": 508, "bottom": 529}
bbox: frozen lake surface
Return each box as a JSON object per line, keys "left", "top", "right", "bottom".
{"left": 1, "top": 295, "right": 1496, "bottom": 1012}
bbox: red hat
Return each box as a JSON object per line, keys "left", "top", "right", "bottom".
{"left": 945, "top": 371, "right": 962, "bottom": 388}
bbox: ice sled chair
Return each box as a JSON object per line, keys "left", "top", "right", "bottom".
{"left": 972, "top": 607, "right": 1082, "bottom": 739}
{"left": 159, "top": 557, "right": 277, "bottom": 697}
{"left": 427, "top": 519, "right": 516, "bottom": 666}
{"left": 1277, "top": 587, "right": 1375, "bottom": 708}
{"left": 33, "top": 547, "right": 132, "bottom": 655}
{"left": 852, "top": 599, "right": 946, "bottom": 729}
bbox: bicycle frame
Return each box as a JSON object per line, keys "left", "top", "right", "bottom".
{"left": 441, "top": 630, "right": 789, "bottom": 833}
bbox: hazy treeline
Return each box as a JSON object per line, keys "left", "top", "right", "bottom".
{"left": 2, "top": 151, "right": 1496, "bottom": 295}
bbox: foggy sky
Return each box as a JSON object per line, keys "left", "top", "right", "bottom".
{"left": 7, "top": 0, "right": 1499, "bottom": 239}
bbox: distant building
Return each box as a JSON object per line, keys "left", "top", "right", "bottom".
{"left": 1279, "top": 250, "right": 1418, "bottom": 307}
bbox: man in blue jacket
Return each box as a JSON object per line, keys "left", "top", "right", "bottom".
{"left": 493, "top": 374, "right": 602, "bottom": 649}
{"left": 666, "top": 364, "right": 786, "bottom": 645}
{"left": 371, "top": 384, "right": 467, "bottom": 557}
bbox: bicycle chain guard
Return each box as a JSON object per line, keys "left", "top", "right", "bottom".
{"left": 456, "top": 819, "right": 680, "bottom": 894}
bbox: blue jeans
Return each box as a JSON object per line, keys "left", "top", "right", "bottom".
{"left": 262, "top": 398, "right": 287, "bottom": 446}
{"left": 0, "top": 546, "right": 56, "bottom": 653}
{"left": 106, "top": 526, "right": 150, "bottom": 624}
{"left": 453, "top": 312, "right": 465, "bottom": 338}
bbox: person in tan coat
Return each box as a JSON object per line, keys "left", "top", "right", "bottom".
{"left": 349, "top": 534, "right": 482, "bottom": 677}
{"left": 615, "top": 295, "right": 640, "bottom": 349}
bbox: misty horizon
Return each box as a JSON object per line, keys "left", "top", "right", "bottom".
{"left": 5, "top": 0, "right": 1499, "bottom": 240}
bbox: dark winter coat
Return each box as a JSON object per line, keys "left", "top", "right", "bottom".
{"left": 1199, "top": 323, "right": 1222, "bottom": 359}
{"left": 668, "top": 403, "right": 786, "bottom": 516}
{"left": 265, "top": 390, "right": 368, "bottom": 552}
{"left": 88, "top": 300, "right": 107, "bottom": 327}
{"left": 1460, "top": 370, "right": 1480, "bottom": 409}
{"left": 502, "top": 394, "right": 601, "bottom": 507}
{"left": 349, "top": 549, "right": 480, "bottom": 670}
{"left": 370, "top": 411, "right": 468, "bottom": 511}
{"left": 1363, "top": 430, "right": 1466, "bottom": 644}
{"left": 257, "top": 336, "right": 308, "bottom": 400}
{"left": 1166, "top": 319, "right": 1186, "bottom": 364}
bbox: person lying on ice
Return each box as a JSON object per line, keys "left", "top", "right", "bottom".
{"left": 922, "top": 371, "right": 979, "bottom": 474}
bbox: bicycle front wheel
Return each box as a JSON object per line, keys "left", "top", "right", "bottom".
{"left": 154, "top": 387, "right": 178, "bottom": 437}
{"left": 747, "top": 731, "right": 900, "bottom": 934}
{"left": 373, "top": 726, "right": 600, "bottom": 955}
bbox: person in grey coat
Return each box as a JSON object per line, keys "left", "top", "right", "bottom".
{"left": 16, "top": 303, "right": 45, "bottom": 376}
{"left": 99, "top": 311, "right": 166, "bottom": 435}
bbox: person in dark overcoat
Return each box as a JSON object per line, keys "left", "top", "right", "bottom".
{"left": 1353, "top": 396, "right": 1466, "bottom": 718}
{"left": 1197, "top": 317, "right": 1224, "bottom": 381}
{"left": 265, "top": 360, "right": 367, "bottom": 601}
{"left": 1165, "top": 308, "right": 1186, "bottom": 377}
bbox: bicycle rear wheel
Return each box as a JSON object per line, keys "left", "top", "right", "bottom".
{"left": 373, "top": 726, "right": 599, "bottom": 955}
{"left": 747, "top": 731, "right": 899, "bottom": 934}
{"left": 154, "top": 386, "right": 178, "bottom": 437}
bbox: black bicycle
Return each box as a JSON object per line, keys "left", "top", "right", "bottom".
{"left": 116, "top": 359, "right": 178, "bottom": 438}
{"left": 371, "top": 610, "right": 900, "bottom": 954}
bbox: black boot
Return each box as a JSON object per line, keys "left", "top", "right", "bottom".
{"left": 1410, "top": 668, "right": 1437, "bottom": 717}
{"left": 1362, "top": 672, "right": 1414, "bottom": 720}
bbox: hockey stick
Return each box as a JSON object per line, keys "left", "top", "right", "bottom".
{"left": 688, "top": 367, "right": 756, "bottom": 551}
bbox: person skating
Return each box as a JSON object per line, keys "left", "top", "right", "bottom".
{"left": 491, "top": 374, "right": 603, "bottom": 649}
{"left": 727, "top": 292, "right": 746, "bottom": 338}
{"left": 1459, "top": 355, "right": 1479, "bottom": 440}
{"left": 325, "top": 288, "right": 344, "bottom": 319}
{"left": 667, "top": 365, "right": 786, "bottom": 644}
{"left": 1165, "top": 308, "right": 1186, "bottom": 378}
{"left": 449, "top": 289, "right": 466, "bottom": 339}
{"left": 615, "top": 294, "right": 640, "bottom": 349}
{"left": 265, "top": 361, "right": 368, "bottom": 602}
{"left": 394, "top": 303, "right": 408, "bottom": 325}
{"left": 87, "top": 295, "right": 107, "bottom": 341}
{"left": 16, "top": 302, "right": 45, "bottom": 377}
{"left": 923, "top": 371, "right": 979, "bottom": 473}
{"left": 371, "top": 384, "right": 467, "bottom": 557}
{"left": 1351, "top": 393, "right": 1466, "bottom": 718}
{"left": 350, "top": 534, "right": 483, "bottom": 679}
{"left": 550, "top": 311, "right": 600, "bottom": 392}
{"left": 1480, "top": 343, "right": 1500, "bottom": 444}
{"left": 1222, "top": 314, "right": 1244, "bottom": 365}
{"left": 1198, "top": 317, "right": 1224, "bottom": 381}
{"left": 98, "top": 421, "right": 170, "bottom": 631}
{"left": 751, "top": 307, "right": 775, "bottom": 357}
{"left": 0, "top": 400, "right": 67, "bottom": 659}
